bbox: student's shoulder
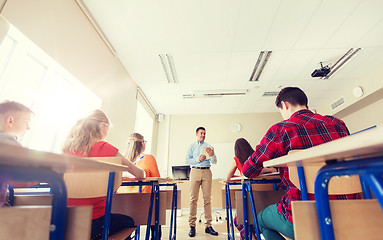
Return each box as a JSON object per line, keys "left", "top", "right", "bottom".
{"left": 93, "top": 141, "right": 119, "bottom": 153}
{"left": 143, "top": 154, "right": 156, "bottom": 161}
{"left": 0, "top": 132, "right": 21, "bottom": 146}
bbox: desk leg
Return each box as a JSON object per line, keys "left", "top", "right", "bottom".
{"left": 169, "top": 184, "right": 177, "bottom": 240}
{"left": 242, "top": 181, "right": 262, "bottom": 240}
{"left": 297, "top": 166, "right": 309, "bottom": 200}
{"left": 146, "top": 182, "right": 159, "bottom": 240}
{"left": 136, "top": 183, "right": 143, "bottom": 240}
{"left": 154, "top": 182, "right": 160, "bottom": 240}
{"left": 7, "top": 185, "right": 14, "bottom": 206}
{"left": 246, "top": 183, "right": 261, "bottom": 240}
{"left": 225, "top": 184, "right": 235, "bottom": 240}
{"left": 364, "top": 173, "right": 383, "bottom": 207}
{"left": 102, "top": 172, "right": 115, "bottom": 240}
{"left": 0, "top": 165, "right": 67, "bottom": 240}
{"left": 359, "top": 176, "right": 372, "bottom": 199}
{"left": 174, "top": 185, "right": 177, "bottom": 240}
{"left": 242, "top": 182, "right": 250, "bottom": 240}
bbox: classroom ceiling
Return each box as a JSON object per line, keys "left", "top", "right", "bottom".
{"left": 82, "top": 0, "right": 383, "bottom": 115}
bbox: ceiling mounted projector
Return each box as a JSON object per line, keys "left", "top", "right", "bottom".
{"left": 311, "top": 62, "right": 330, "bottom": 78}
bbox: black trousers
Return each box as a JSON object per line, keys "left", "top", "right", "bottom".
{"left": 150, "top": 225, "right": 162, "bottom": 240}
{"left": 91, "top": 213, "right": 134, "bottom": 240}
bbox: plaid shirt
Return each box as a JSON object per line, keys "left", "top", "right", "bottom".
{"left": 242, "top": 109, "right": 358, "bottom": 223}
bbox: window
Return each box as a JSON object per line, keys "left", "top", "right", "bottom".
{"left": 134, "top": 101, "right": 154, "bottom": 154}
{"left": 0, "top": 24, "right": 101, "bottom": 153}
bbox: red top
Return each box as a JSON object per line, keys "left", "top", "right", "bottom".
{"left": 67, "top": 141, "right": 118, "bottom": 219}
{"left": 242, "top": 109, "right": 359, "bottom": 223}
{"left": 234, "top": 156, "right": 243, "bottom": 173}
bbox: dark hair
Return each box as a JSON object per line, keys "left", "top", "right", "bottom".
{"left": 196, "top": 127, "right": 206, "bottom": 133}
{"left": 234, "top": 138, "right": 254, "bottom": 165}
{"left": 275, "top": 87, "right": 308, "bottom": 109}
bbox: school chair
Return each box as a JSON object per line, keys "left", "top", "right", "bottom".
{"left": 288, "top": 158, "right": 383, "bottom": 239}
{"left": 64, "top": 157, "right": 135, "bottom": 240}
{"left": 0, "top": 204, "right": 93, "bottom": 240}
{"left": 235, "top": 188, "right": 285, "bottom": 239}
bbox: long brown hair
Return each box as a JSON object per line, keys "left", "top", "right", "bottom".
{"left": 234, "top": 138, "right": 254, "bottom": 165}
{"left": 62, "top": 110, "right": 110, "bottom": 155}
{"left": 125, "top": 133, "right": 144, "bottom": 162}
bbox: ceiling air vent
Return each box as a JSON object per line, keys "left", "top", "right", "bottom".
{"left": 331, "top": 97, "right": 345, "bottom": 110}
{"left": 262, "top": 91, "right": 279, "bottom": 97}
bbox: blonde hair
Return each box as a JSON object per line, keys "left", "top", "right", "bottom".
{"left": 125, "top": 133, "right": 144, "bottom": 162}
{"left": 62, "top": 110, "right": 110, "bottom": 156}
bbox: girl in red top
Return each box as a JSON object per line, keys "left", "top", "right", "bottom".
{"left": 125, "top": 132, "right": 162, "bottom": 240}
{"left": 62, "top": 110, "right": 145, "bottom": 240}
{"left": 227, "top": 138, "right": 274, "bottom": 240}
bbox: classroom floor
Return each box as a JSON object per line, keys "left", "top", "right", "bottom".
{"left": 137, "top": 208, "right": 242, "bottom": 240}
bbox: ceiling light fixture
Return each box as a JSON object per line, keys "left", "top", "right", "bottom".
{"left": 183, "top": 89, "right": 248, "bottom": 99}
{"left": 249, "top": 51, "right": 272, "bottom": 82}
{"left": 159, "top": 54, "right": 179, "bottom": 84}
{"left": 262, "top": 91, "right": 279, "bottom": 97}
{"left": 324, "top": 48, "right": 362, "bottom": 79}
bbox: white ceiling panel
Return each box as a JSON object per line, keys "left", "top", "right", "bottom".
{"left": 292, "top": 0, "right": 361, "bottom": 49}
{"left": 82, "top": 0, "right": 383, "bottom": 115}
{"left": 262, "top": 0, "right": 321, "bottom": 50}
{"left": 324, "top": 0, "right": 383, "bottom": 48}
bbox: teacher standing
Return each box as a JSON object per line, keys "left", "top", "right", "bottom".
{"left": 185, "top": 127, "right": 218, "bottom": 237}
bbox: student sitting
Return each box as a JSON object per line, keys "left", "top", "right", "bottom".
{"left": 125, "top": 132, "right": 162, "bottom": 240}
{"left": 242, "top": 87, "right": 359, "bottom": 240}
{"left": 227, "top": 138, "right": 274, "bottom": 240}
{"left": 0, "top": 100, "right": 35, "bottom": 207}
{"left": 62, "top": 110, "right": 145, "bottom": 240}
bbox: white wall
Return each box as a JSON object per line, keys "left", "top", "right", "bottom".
{"left": 156, "top": 112, "right": 282, "bottom": 178}
{"left": 2, "top": 0, "right": 138, "bottom": 150}
{"left": 318, "top": 63, "right": 383, "bottom": 117}
{"left": 338, "top": 93, "right": 383, "bottom": 133}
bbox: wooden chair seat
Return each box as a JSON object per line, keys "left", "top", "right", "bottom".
{"left": 0, "top": 205, "right": 92, "bottom": 240}
{"left": 292, "top": 199, "right": 383, "bottom": 240}
{"left": 288, "top": 150, "right": 368, "bottom": 239}
{"left": 64, "top": 157, "right": 133, "bottom": 239}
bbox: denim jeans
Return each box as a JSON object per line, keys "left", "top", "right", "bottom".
{"left": 257, "top": 204, "right": 294, "bottom": 240}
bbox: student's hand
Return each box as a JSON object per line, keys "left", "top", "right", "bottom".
{"left": 199, "top": 155, "right": 206, "bottom": 161}
{"left": 206, "top": 147, "right": 214, "bottom": 156}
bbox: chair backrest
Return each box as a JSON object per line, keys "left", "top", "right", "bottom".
{"left": 287, "top": 150, "right": 362, "bottom": 194}
{"left": 0, "top": 205, "right": 92, "bottom": 240}
{"left": 64, "top": 157, "right": 123, "bottom": 198}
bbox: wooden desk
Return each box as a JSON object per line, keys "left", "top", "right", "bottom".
{"left": 262, "top": 127, "right": 383, "bottom": 240}
{"left": 0, "top": 144, "right": 130, "bottom": 240}
{"left": 121, "top": 177, "right": 177, "bottom": 240}
{"left": 223, "top": 174, "right": 281, "bottom": 240}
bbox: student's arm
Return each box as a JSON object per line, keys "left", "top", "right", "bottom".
{"left": 116, "top": 152, "right": 145, "bottom": 178}
{"left": 226, "top": 160, "right": 238, "bottom": 181}
{"left": 242, "top": 126, "right": 281, "bottom": 178}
